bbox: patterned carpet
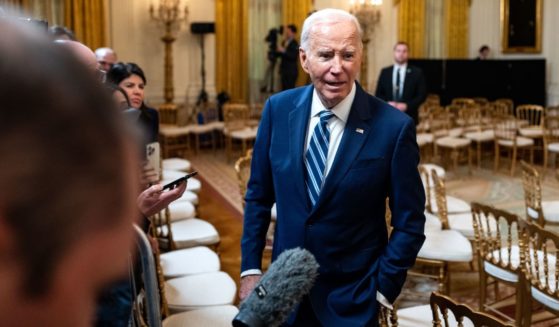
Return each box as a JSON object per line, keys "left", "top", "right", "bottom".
{"left": 190, "top": 150, "right": 559, "bottom": 325}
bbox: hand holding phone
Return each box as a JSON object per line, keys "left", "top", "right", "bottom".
{"left": 162, "top": 171, "right": 198, "bottom": 191}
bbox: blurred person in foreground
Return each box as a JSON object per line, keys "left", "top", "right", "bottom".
{"left": 0, "top": 20, "right": 139, "bottom": 326}
{"left": 240, "top": 8, "right": 425, "bottom": 326}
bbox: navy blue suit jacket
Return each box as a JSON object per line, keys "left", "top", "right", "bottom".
{"left": 241, "top": 83, "right": 426, "bottom": 326}
{"left": 374, "top": 65, "right": 427, "bottom": 125}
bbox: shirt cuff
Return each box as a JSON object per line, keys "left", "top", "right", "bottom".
{"left": 241, "top": 269, "right": 263, "bottom": 278}
{"left": 376, "top": 291, "right": 393, "bottom": 310}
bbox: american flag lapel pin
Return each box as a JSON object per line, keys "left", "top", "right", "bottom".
{"left": 356, "top": 128, "right": 364, "bottom": 134}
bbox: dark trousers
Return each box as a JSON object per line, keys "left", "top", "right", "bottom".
{"left": 283, "top": 296, "right": 322, "bottom": 327}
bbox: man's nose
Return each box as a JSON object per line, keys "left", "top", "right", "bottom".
{"left": 330, "top": 55, "right": 342, "bottom": 73}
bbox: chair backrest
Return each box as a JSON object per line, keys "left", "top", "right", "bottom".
{"left": 132, "top": 225, "right": 163, "bottom": 327}
{"left": 418, "top": 164, "right": 435, "bottom": 214}
{"left": 234, "top": 151, "right": 252, "bottom": 209}
{"left": 451, "top": 97, "right": 476, "bottom": 107}
{"left": 520, "top": 161, "right": 546, "bottom": 226}
{"left": 431, "top": 169, "right": 451, "bottom": 229}
{"left": 516, "top": 104, "right": 544, "bottom": 128}
{"left": 149, "top": 208, "right": 175, "bottom": 251}
{"left": 223, "top": 103, "right": 250, "bottom": 131}
{"left": 471, "top": 202, "right": 520, "bottom": 275}
{"left": 457, "top": 105, "right": 482, "bottom": 130}
{"left": 425, "top": 93, "right": 441, "bottom": 106}
{"left": 473, "top": 97, "right": 489, "bottom": 107}
{"left": 493, "top": 114, "right": 518, "bottom": 142}
{"left": 494, "top": 98, "right": 514, "bottom": 115}
{"left": 250, "top": 102, "right": 264, "bottom": 120}
{"left": 517, "top": 218, "right": 559, "bottom": 310}
{"left": 378, "top": 304, "right": 399, "bottom": 327}
{"left": 430, "top": 292, "right": 513, "bottom": 327}
{"left": 429, "top": 106, "right": 452, "bottom": 137}
{"left": 544, "top": 113, "right": 559, "bottom": 145}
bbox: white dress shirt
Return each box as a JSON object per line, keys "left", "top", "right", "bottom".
{"left": 242, "top": 82, "right": 392, "bottom": 309}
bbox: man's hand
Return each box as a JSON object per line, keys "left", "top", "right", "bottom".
{"left": 239, "top": 275, "right": 261, "bottom": 301}
{"left": 137, "top": 181, "right": 187, "bottom": 217}
{"left": 395, "top": 102, "right": 408, "bottom": 112}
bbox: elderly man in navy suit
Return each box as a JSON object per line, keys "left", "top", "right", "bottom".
{"left": 240, "top": 9, "right": 425, "bottom": 327}
{"left": 375, "top": 41, "right": 427, "bottom": 125}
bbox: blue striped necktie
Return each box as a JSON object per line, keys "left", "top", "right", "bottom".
{"left": 305, "top": 110, "right": 335, "bottom": 206}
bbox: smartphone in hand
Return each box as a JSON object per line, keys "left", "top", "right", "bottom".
{"left": 162, "top": 171, "right": 198, "bottom": 191}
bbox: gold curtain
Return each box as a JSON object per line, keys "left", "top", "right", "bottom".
{"left": 216, "top": 0, "right": 249, "bottom": 103}
{"left": 444, "top": 0, "right": 469, "bottom": 58}
{"left": 282, "top": 0, "right": 312, "bottom": 87}
{"left": 397, "top": 0, "right": 425, "bottom": 58}
{"left": 64, "top": 0, "right": 105, "bottom": 50}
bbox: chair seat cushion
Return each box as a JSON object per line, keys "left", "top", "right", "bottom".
{"left": 519, "top": 127, "right": 543, "bottom": 138}
{"left": 160, "top": 246, "right": 220, "bottom": 278}
{"left": 548, "top": 143, "right": 559, "bottom": 153}
{"left": 417, "top": 133, "right": 434, "bottom": 144}
{"left": 230, "top": 127, "right": 257, "bottom": 140}
{"left": 464, "top": 130, "right": 494, "bottom": 142}
{"left": 163, "top": 305, "right": 239, "bottom": 327}
{"left": 532, "top": 286, "right": 559, "bottom": 311}
{"left": 448, "top": 212, "right": 476, "bottom": 239}
{"left": 208, "top": 121, "right": 225, "bottom": 131}
{"left": 167, "top": 201, "right": 196, "bottom": 222}
{"left": 190, "top": 124, "right": 216, "bottom": 134}
{"left": 419, "top": 230, "right": 473, "bottom": 262}
{"left": 163, "top": 169, "right": 187, "bottom": 181}
{"left": 430, "top": 196, "right": 471, "bottom": 214}
{"left": 497, "top": 136, "right": 534, "bottom": 147}
{"left": 484, "top": 245, "right": 520, "bottom": 283}
{"left": 436, "top": 136, "right": 471, "bottom": 148}
{"left": 160, "top": 125, "right": 191, "bottom": 137}
{"left": 543, "top": 201, "right": 559, "bottom": 222}
{"left": 424, "top": 212, "right": 442, "bottom": 232}
{"left": 397, "top": 304, "right": 475, "bottom": 327}
{"left": 159, "top": 218, "right": 220, "bottom": 248}
{"left": 175, "top": 190, "right": 199, "bottom": 205}
{"left": 165, "top": 272, "right": 237, "bottom": 312}
{"left": 163, "top": 158, "right": 192, "bottom": 172}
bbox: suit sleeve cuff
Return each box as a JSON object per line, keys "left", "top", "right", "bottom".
{"left": 241, "top": 269, "right": 263, "bottom": 278}
{"left": 376, "top": 291, "right": 393, "bottom": 310}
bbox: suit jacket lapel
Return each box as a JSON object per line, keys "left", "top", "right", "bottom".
{"left": 403, "top": 67, "right": 413, "bottom": 100}
{"left": 311, "top": 84, "right": 373, "bottom": 215}
{"left": 288, "top": 85, "right": 313, "bottom": 210}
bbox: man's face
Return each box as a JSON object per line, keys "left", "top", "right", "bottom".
{"left": 300, "top": 19, "right": 362, "bottom": 109}
{"left": 96, "top": 51, "right": 116, "bottom": 72}
{"left": 393, "top": 44, "right": 409, "bottom": 65}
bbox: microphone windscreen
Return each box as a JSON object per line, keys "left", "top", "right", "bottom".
{"left": 233, "top": 248, "right": 319, "bottom": 327}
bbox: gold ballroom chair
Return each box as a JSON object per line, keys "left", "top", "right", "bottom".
{"left": 223, "top": 103, "right": 257, "bottom": 161}
{"left": 493, "top": 114, "right": 534, "bottom": 176}
{"left": 471, "top": 203, "right": 522, "bottom": 326}
{"left": 517, "top": 218, "right": 559, "bottom": 327}
{"left": 520, "top": 161, "right": 559, "bottom": 226}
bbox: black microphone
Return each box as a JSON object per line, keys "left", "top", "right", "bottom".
{"left": 233, "top": 248, "right": 320, "bottom": 327}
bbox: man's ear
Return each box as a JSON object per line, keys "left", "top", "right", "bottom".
{"left": 299, "top": 48, "right": 309, "bottom": 73}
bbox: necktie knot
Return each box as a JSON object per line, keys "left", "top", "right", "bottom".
{"left": 318, "top": 110, "right": 335, "bottom": 122}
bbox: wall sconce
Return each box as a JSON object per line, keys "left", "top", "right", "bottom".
{"left": 149, "top": 0, "right": 188, "bottom": 113}
{"left": 350, "top": 0, "right": 382, "bottom": 91}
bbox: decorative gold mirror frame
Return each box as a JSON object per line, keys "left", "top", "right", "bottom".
{"left": 501, "top": 0, "right": 542, "bottom": 53}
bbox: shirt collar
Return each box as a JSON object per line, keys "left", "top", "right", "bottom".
{"left": 311, "top": 82, "right": 355, "bottom": 124}
{"left": 394, "top": 63, "right": 407, "bottom": 72}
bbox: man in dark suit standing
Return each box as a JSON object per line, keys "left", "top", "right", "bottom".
{"left": 240, "top": 9, "right": 425, "bottom": 327}
{"left": 278, "top": 24, "right": 299, "bottom": 90}
{"left": 375, "top": 42, "right": 426, "bottom": 124}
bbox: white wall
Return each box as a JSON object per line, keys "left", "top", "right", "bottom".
{"left": 108, "top": 0, "right": 216, "bottom": 107}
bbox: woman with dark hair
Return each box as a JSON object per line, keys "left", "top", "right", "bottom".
{"left": 107, "top": 62, "right": 159, "bottom": 144}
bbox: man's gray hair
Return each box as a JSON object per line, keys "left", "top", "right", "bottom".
{"left": 300, "top": 8, "right": 363, "bottom": 52}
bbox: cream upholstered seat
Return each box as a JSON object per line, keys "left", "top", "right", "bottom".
{"left": 162, "top": 158, "right": 192, "bottom": 172}
{"left": 494, "top": 115, "right": 534, "bottom": 176}
{"left": 397, "top": 304, "right": 475, "bottom": 327}
{"left": 175, "top": 190, "right": 199, "bottom": 205}
{"left": 160, "top": 246, "right": 220, "bottom": 279}
{"left": 431, "top": 196, "right": 471, "bottom": 216}
{"left": 166, "top": 201, "right": 196, "bottom": 222}
{"left": 162, "top": 305, "right": 239, "bottom": 327}
{"left": 158, "top": 218, "right": 220, "bottom": 249}
{"left": 163, "top": 176, "right": 201, "bottom": 193}
{"left": 419, "top": 230, "right": 472, "bottom": 262}
{"left": 464, "top": 130, "right": 494, "bottom": 168}
{"left": 162, "top": 169, "right": 187, "bottom": 180}
{"left": 165, "top": 271, "right": 237, "bottom": 313}
{"left": 419, "top": 164, "right": 470, "bottom": 215}
{"left": 424, "top": 211, "right": 442, "bottom": 232}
